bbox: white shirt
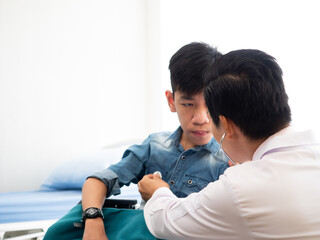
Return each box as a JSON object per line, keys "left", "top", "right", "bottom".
{"left": 144, "top": 127, "right": 320, "bottom": 240}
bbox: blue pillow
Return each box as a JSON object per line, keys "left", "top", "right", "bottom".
{"left": 41, "top": 144, "right": 129, "bottom": 190}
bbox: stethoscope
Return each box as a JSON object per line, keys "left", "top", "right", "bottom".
{"left": 219, "top": 133, "right": 237, "bottom": 166}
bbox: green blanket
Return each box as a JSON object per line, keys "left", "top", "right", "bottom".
{"left": 44, "top": 204, "right": 158, "bottom": 240}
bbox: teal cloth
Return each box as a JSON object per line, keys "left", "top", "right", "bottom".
{"left": 44, "top": 204, "right": 158, "bottom": 240}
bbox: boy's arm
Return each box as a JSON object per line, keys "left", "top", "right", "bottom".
{"left": 80, "top": 148, "right": 147, "bottom": 239}
{"left": 82, "top": 178, "right": 109, "bottom": 240}
{"left": 81, "top": 139, "right": 151, "bottom": 239}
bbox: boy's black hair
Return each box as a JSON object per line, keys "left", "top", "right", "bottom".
{"left": 204, "top": 49, "right": 292, "bottom": 140}
{"left": 169, "top": 42, "right": 221, "bottom": 96}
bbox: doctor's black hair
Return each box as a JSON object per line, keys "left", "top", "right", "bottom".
{"left": 169, "top": 42, "right": 221, "bottom": 96}
{"left": 204, "top": 49, "right": 292, "bottom": 140}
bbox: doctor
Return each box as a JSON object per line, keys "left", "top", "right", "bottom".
{"left": 138, "top": 49, "right": 320, "bottom": 240}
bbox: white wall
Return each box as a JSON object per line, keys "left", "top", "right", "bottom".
{"left": 0, "top": 0, "right": 150, "bottom": 192}
{"left": 1, "top": 0, "right": 320, "bottom": 193}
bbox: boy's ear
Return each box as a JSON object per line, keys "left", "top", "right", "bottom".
{"left": 165, "top": 90, "right": 176, "bottom": 112}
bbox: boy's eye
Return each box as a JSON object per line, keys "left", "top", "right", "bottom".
{"left": 182, "top": 103, "right": 194, "bottom": 107}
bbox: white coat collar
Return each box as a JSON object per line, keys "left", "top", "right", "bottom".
{"left": 252, "top": 126, "right": 319, "bottom": 161}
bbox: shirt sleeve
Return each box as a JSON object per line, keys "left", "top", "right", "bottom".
{"left": 143, "top": 175, "right": 250, "bottom": 240}
{"left": 88, "top": 138, "right": 151, "bottom": 197}
{"left": 87, "top": 168, "right": 121, "bottom": 197}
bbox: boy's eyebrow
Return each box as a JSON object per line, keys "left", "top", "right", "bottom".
{"left": 180, "top": 95, "right": 194, "bottom": 100}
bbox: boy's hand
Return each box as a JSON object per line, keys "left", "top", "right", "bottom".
{"left": 83, "top": 218, "right": 108, "bottom": 240}
{"left": 138, "top": 174, "right": 169, "bottom": 201}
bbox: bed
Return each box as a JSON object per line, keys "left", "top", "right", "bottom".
{"left": 0, "top": 143, "right": 141, "bottom": 240}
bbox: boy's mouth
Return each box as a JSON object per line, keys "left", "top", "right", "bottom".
{"left": 192, "top": 130, "right": 209, "bottom": 137}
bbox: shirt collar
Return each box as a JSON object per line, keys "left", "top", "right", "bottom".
{"left": 166, "top": 127, "right": 183, "bottom": 147}
{"left": 252, "top": 125, "right": 319, "bottom": 161}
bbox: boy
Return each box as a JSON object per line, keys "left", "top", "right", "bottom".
{"left": 44, "top": 42, "right": 229, "bottom": 240}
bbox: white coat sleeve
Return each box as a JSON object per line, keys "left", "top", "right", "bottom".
{"left": 143, "top": 175, "right": 251, "bottom": 240}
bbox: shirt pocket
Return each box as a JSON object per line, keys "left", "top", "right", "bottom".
{"left": 182, "top": 174, "right": 210, "bottom": 196}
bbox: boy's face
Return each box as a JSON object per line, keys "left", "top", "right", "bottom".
{"left": 166, "top": 90, "right": 213, "bottom": 150}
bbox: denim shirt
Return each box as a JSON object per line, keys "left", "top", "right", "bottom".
{"left": 88, "top": 127, "right": 229, "bottom": 198}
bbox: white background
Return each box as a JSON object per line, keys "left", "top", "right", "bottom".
{"left": 1, "top": 0, "right": 319, "bottom": 192}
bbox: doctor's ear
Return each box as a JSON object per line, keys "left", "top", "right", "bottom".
{"left": 165, "top": 90, "right": 176, "bottom": 112}
{"left": 219, "top": 115, "right": 235, "bottom": 139}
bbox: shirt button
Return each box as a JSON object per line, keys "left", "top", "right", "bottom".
{"left": 188, "top": 179, "right": 192, "bottom": 184}
{"left": 181, "top": 156, "right": 186, "bottom": 160}
{"left": 170, "top": 180, "right": 175, "bottom": 185}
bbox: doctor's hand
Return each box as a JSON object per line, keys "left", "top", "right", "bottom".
{"left": 138, "top": 174, "right": 169, "bottom": 202}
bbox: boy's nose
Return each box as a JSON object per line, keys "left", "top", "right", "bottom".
{"left": 192, "top": 108, "right": 210, "bottom": 125}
